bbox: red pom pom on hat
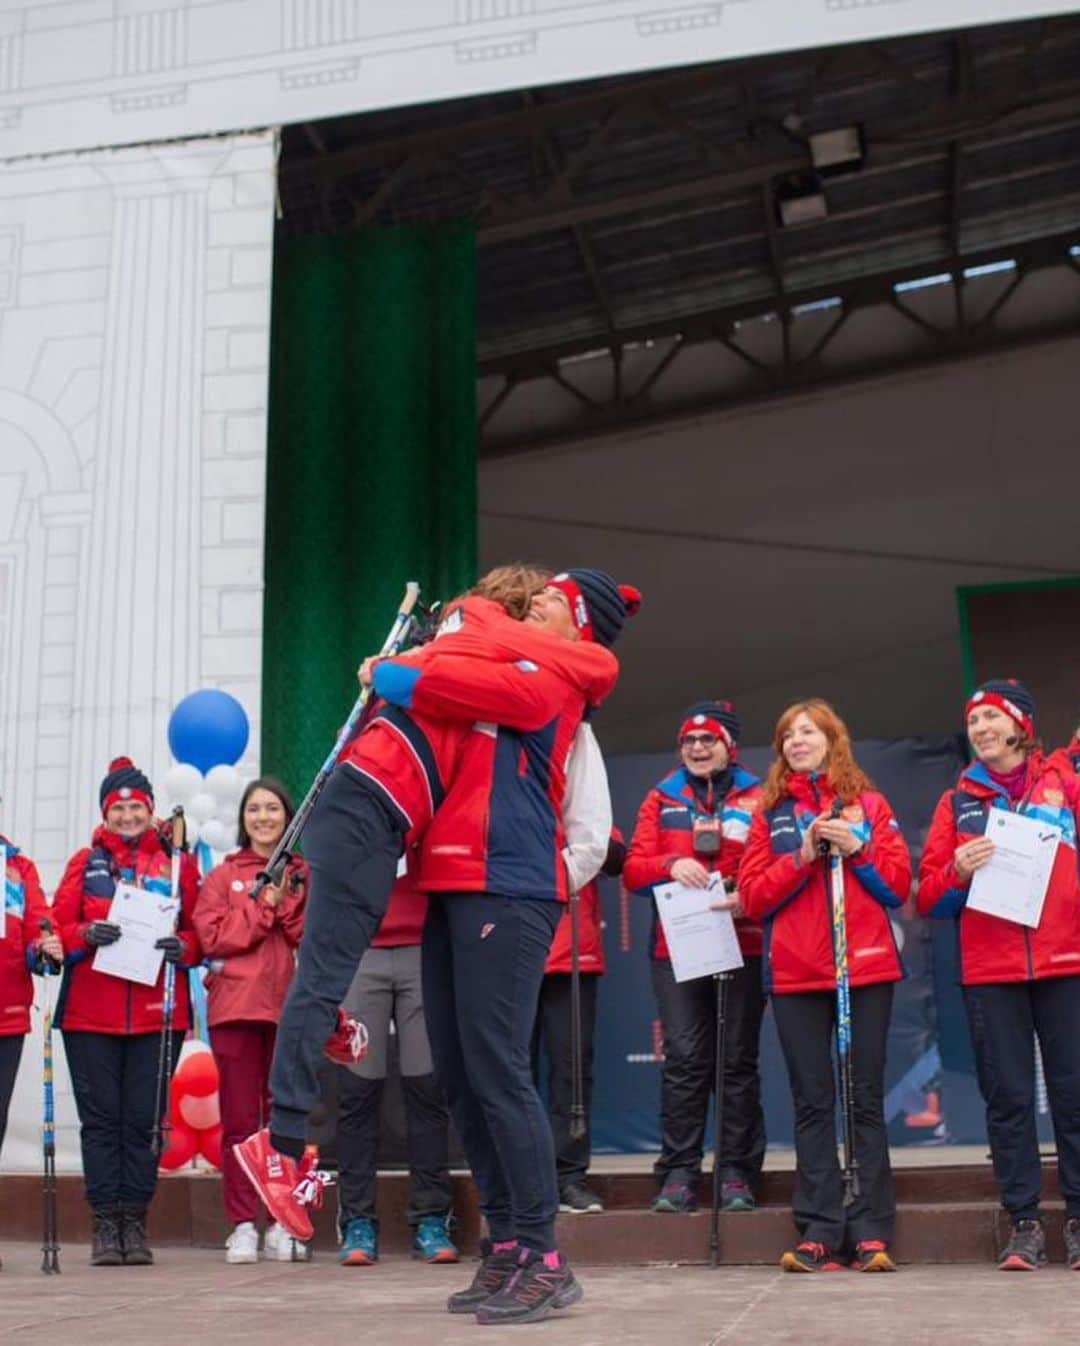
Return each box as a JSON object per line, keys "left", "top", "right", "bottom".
{"left": 619, "top": 584, "right": 642, "bottom": 617}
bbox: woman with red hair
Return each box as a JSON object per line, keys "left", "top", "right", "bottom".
{"left": 739, "top": 700, "right": 911, "bottom": 1273}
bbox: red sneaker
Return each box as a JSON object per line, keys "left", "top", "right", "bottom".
{"left": 323, "top": 1008, "right": 369, "bottom": 1066}
{"left": 233, "top": 1130, "right": 320, "bottom": 1241}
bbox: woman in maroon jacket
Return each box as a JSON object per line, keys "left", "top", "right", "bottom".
{"left": 739, "top": 700, "right": 911, "bottom": 1273}
{"left": 623, "top": 701, "right": 765, "bottom": 1215}
{"left": 0, "top": 826, "right": 63, "bottom": 1184}
{"left": 193, "top": 777, "right": 308, "bottom": 1265}
{"left": 53, "top": 758, "right": 201, "bottom": 1266}
{"left": 918, "top": 680, "right": 1080, "bottom": 1272}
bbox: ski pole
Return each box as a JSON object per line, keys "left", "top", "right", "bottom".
{"left": 709, "top": 969, "right": 730, "bottom": 1269}
{"left": 152, "top": 807, "right": 185, "bottom": 1159}
{"left": 252, "top": 582, "right": 421, "bottom": 899}
{"left": 568, "top": 887, "right": 585, "bottom": 1142}
{"left": 826, "top": 798, "right": 860, "bottom": 1206}
{"left": 40, "top": 919, "right": 61, "bottom": 1274}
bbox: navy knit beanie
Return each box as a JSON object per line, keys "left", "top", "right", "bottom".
{"left": 679, "top": 700, "right": 741, "bottom": 752}
{"left": 549, "top": 569, "right": 642, "bottom": 649}
{"left": 100, "top": 756, "right": 154, "bottom": 816}
{"left": 964, "top": 679, "right": 1036, "bottom": 738}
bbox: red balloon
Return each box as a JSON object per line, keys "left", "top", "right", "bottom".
{"left": 179, "top": 1092, "right": 221, "bottom": 1132}
{"left": 199, "top": 1124, "right": 223, "bottom": 1171}
{"left": 157, "top": 1117, "right": 199, "bottom": 1171}
{"left": 172, "top": 1049, "right": 219, "bottom": 1100}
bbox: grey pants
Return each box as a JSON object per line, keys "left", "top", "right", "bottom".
{"left": 336, "top": 944, "right": 452, "bottom": 1226}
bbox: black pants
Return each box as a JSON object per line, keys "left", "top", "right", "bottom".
{"left": 651, "top": 957, "right": 767, "bottom": 1188}
{"left": 63, "top": 1030, "right": 181, "bottom": 1213}
{"left": 963, "top": 975, "right": 1080, "bottom": 1221}
{"left": 269, "top": 769, "right": 404, "bottom": 1145}
{"left": 336, "top": 1071, "right": 453, "bottom": 1226}
{"left": 530, "top": 973, "right": 599, "bottom": 1187}
{"left": 0, "top": 1035, "right": 24, "bottom": 1155}
{"left": 772, "top": 982, "right": 895, "bottom": 1249}
{"left": 422, "top": 892, "right": 561, "bottom": 1252}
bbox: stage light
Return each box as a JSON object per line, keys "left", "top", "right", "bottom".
{"left": 809, "top": 126, "right": 864, "bottom": 176}
{"left": 777, "top": 188, "right": 827, "bottom": 228}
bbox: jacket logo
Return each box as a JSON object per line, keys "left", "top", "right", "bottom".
{"left": 480, "top": 923, "right": 496, "bottom": 940}
{"left": 1043, "top": 789, "right": 1064, "bottom": 808}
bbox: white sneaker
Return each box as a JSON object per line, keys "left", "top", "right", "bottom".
{"left": 225, "top": 1222, "right": 259, "bottom": 1265}
{"left": 263, "top": 1222, "right": 311, "bottom": 1262}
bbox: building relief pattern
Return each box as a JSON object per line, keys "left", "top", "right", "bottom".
{"left": 0, "top": 1, "right": 1072, "bottom": 161}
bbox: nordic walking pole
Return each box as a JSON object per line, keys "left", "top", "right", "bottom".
{"left": 152, "top": 807, "right": 185, "bottom": 1159}
{"left": 709, "top": 970, "right": 730, "bottom": 1269}
{"left": 826, "top": 798, "right": 860, "bottom": 1206}
{"left": 569, "top": 887, "right": 586, "bottom": 1142}
{"left": 40, "top": 919, "right": 61, "bottom": 1274}
{"left": 252, "top": 582, "right": 421, "bottom": 899}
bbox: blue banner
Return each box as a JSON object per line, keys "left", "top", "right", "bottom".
{"left": 590, "top": 736, "right": 1031, "bottom": 1153}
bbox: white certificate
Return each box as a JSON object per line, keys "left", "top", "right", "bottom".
{"left": 967, "top": 808, "right": 1059, "bottom": 929}
{"left": 93, "top": 881, "right": 179, "bottom": 986}
{"left": 654, "top": 876, "right": 745, "bottom": 983}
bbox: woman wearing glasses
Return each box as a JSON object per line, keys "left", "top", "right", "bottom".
{"left": 624, "top": 701, "right": 766, "bottom": 1214}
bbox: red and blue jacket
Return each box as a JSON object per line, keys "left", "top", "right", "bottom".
{"left": 738, "top": 773, "right": 911, "bottom": 994}
{"left": 623, "top": 766, "right": 763, "bottom": 959}
{"left": 53, "top": 825, "right": 202, "bottom": 1035}
{"left": 1, "top": 837, "right": 53, "bottom": 1038}
{"left": 917, "top": 753, "right": 1080, "bottom": 986}
{"left": 338, "top": 597, "right": 616, "bottom": 851}
{"left": 376, "top": 603, "right": 619, "bottom": 903}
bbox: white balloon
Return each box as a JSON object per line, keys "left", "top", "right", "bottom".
{"left": 183, "top": 817, "right": 201, "bottom": 846}
{"left": 201, "top": 818, "right": 236, "bottom": 853}
{"left": 188, "top": 792, "right": 218, "bottom": 824}
{"left": 164, "top": 763, "right": 203, "bottom": 804}
{"left": 205, "top": 764, "right": 244, "bottom": 803}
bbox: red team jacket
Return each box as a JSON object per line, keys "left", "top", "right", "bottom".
{"left": 738, "top": 773, "right": 911, "bottom": 995}
{"left": 624, "top": 765, "right": 764, "bottom": 959}
{"left": 0, "top": 837, "right": 52, "bottom": 1037}
{"left": 545, "top": 831, "right": 625, "bottom": 976}
{"left": 341, "top": 597, "right": 614, "bottom": 850}
{"left": 374, "top": 598, "right": 619, "bottom": 903}
{"left": 53, "top": 825, "right": 202, "bottom": 1035}
{"left": 193, "top": 849, "right": 308, "bottom": 1027}
{"left": 372, "top": 864, "right": 428, "bottom": 948}
{"left": 917, "top": 754, "right": 1080, "bottom": 986}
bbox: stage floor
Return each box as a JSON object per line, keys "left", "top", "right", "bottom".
{"left": 0, "top": 1247, "right": 1076, "bottom": 1345}
{"left": 588, "top": 1144, "right": 1053, "bottom": 1172}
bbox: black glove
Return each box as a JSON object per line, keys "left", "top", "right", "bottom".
{"left": 154, "top": 934, "right": 184, "bottom": 965}
{"left": 84, "top": 920, "right": 122, "bottom": 947}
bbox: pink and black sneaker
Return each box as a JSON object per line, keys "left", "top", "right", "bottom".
{"left": 474, "top": 1247, "right": 583, "bottom": 1325}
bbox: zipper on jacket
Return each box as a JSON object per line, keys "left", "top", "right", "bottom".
{"left": 1012, "top": 787, "right": 1037, "bottom": 982}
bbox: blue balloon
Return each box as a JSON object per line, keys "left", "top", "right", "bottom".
{"left": 168, "top": 689, "right": 249, "bottom": 773}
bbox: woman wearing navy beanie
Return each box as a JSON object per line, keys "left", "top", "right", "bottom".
{"left": 624, "top": 699, "right": 767, "bottom": 1215}
{"left": 919, "top": 680, "right": 1080, "bottom": 1271}
{"left": 53, "top": 758, "right": 202, "bottom": 1266}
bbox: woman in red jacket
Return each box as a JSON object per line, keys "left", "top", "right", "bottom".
{"left": 624, "top": 701, "right": 766, "bottom": 1215}
{"left": 53, "top": 758, "right": 201, "bottom": 1267}
{"left": 0, "top": 826, "right": 64, "bottom": 1184}
{"left": 193, "top": 777, "right": 308, "bottom": 1266}
{"left": 918, "top": 679, "right": 1080, "bottom": 1272}
{"left": 739, "top": 700, "right": 911, "bottom": 1273}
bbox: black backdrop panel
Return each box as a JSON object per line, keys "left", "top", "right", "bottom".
{"left": 591, "top": 736, "right": 984, "bottom": 1153}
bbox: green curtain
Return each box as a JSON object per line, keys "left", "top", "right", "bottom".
{"left": 262, "top": 225, "right": 477, "bottom": 800}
